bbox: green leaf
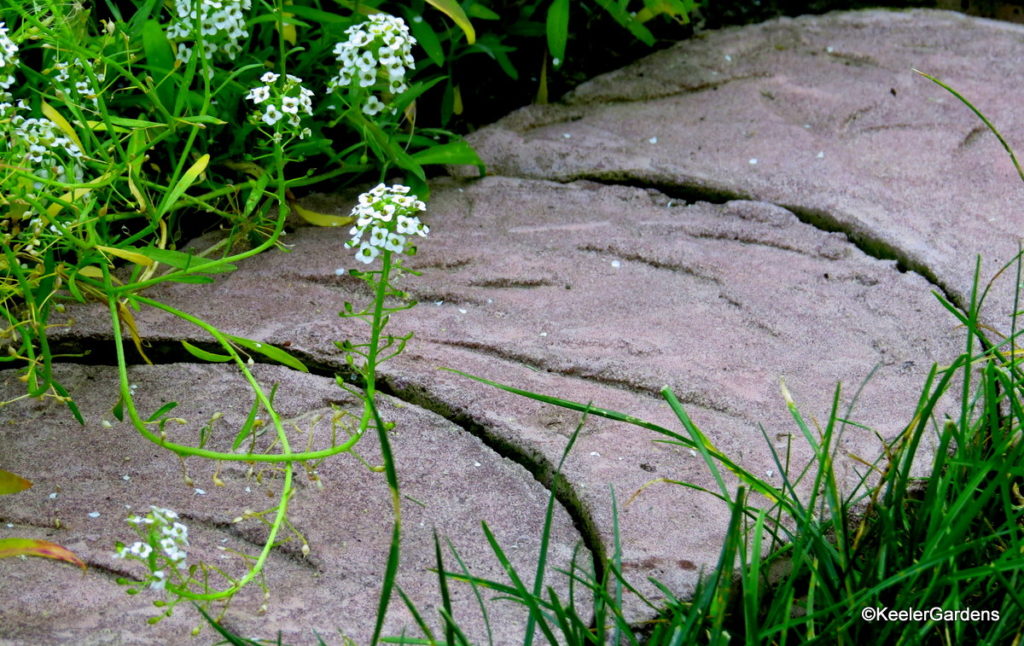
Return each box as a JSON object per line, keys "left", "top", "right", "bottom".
{"left": 466, "top": 4, "right": 500, "bottom": 20}
{"left": 138, "top": 247, "right": 237, "bottom": 273}
{"left": 175, "top": 115, "right": 229, "bottom": 126}
{"left": 0, "top": 538, "right": 86, "bottom": 571}
{"left": 145, "top": 401, "right": 179, "bottom": 423}
{"left": 164, "top": 275, "right": 215, "bottom": 284}
{"left": 592, "top": 0, "right": 655, "bottom": 45}
{"left": 411, "top": 140, "right": 486, "bottom": 174}
{"left": 227, "top": 335, "right": 308, "bottom": 373}
{"left": 546, "top": 0, "right": 569, "bottom": 65}
{"left": 407, "top": 12, "right": 444, "bottom": 66}
{"left": 158, "top": 154, "right": 210, "bottom": 217}
{"left": 141, "top": 19, "right": 176, "bottom": 111}
{"left": 181, "top": 340, "right": 232, "bottom": 363}
{"left": 0, "top": 469, "right": 32, "bottom": 495}
{"left": 231, "top": 394, "right": 264, "bottom": 451}
{"left": 426, "top": 0, "right": 476, "bottom": 44}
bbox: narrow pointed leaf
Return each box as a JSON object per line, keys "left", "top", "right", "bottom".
{"left": 0, "top": 469, "right": 32, "bottom": 495}
{"left": 0, "top": 538, "right": 86, "bottom": 571}
{"left": 290, "top": 200, "right": 355, "bottom": 228}
{"left": 227, "top": 335, "right": 308, "bottom": 373}
{"left": 426, "top": 0, "right": 476, "bottom": 43}
{"left": 181, "top": 340, "right": 232, "bottom": 363}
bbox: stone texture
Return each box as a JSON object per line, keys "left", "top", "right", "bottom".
{"left": 2, "top": 7, "right": 1003, "bottom": 642}
{"left": 455, "top": 8, "right": 1024, "bottom": 323}
{"left": 45, "top": 175, "right": 961, "bottom": 627}
{"left": 0, "top": 363, "right": 586, "bottom": 644}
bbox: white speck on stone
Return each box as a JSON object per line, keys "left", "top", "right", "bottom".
{"left": 539, "top": 332, "right": 548, "bottom": 337}
{"left": 122, "top": 475, "right": 130, "bottom": 481}
{"left": 194, "top": 488, "right": 207, "bottom": 495}
{"left": 648, "top": 136, "right": 658, "bottom": 144}
{"left": 826, "top": 46, "right": 834, "bottom": 53}
{"left": 816, "top": 151, "right": 825, "bottom": 159}
{"left": 486, "top": 298, "right": 493, "bottom": 304}
{"left": 689, "top": 449, "right": 698, "bottom": 457}
{"left": 473, "top": 461, "right": 481, "bottom": 467}
{"left": 101, "top": 420, "right": 112, "bottom": 428}
{"left": 458, "top": 308, "right": 467, "bottom": 314}
{"left": 435, "top": 300, "right": 444, "bottom": 306}
{"left": 48, "top": 492, "right": 58, "bottom": 499}
{"left": 457, "top": 188, "right": 464, "bottom": 193}
{"left": 749, "top": 158, "right": 758, "bottom": 165}
{"left": 5, "top": 523, "right": 12, "bottom": 528}
{"left": 766, "top": 469, "right": 774, "bottom": 477}
{"left": 334, "top": 268, "right": 345, "bottom": 276}
{"left": 88, "top": 512, "right": 100, "bottom": 518}
{"left": 724, "top": 54, "right": 732, "bottom": 62}
{"left": 245, "top": 486, "right": 251, "bottom": 493}
{"left": 129, "top": 384, "right": 137, "bottom": 390}
{"left": 590, "top": 451, "right": 600, "bottom": 457}
{"left": 563, "top": 133, "right": 572, "bottom": 139}
{"left": 803, "top": 124, "right": 811, "bottom": 129}
{"left": 611, "top": 260, "right": 621, "bottom": 268}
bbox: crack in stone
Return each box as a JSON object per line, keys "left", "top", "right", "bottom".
{"left": 577, "top": 243, "right": 722, "bottom": 284}
{"left": 536, "top": 173, "right": 966, "bottom": 313}
{"left": 42, "top": 335, "right": 607, "bottom": 587}
{"left": 423, "top": 337, "right": 743, "bottom": 419}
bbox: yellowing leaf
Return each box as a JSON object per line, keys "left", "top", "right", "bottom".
{"left": 425, "top": 0, "right": 475, "bottom": 44}
{"left": 159, "top": 154, "right": 209, "bottom": 215}
{"left": 0, "top": 469, "right": 32, "bottom": 495}
{"left": 78, "top": 266, "right": 104, "bottom": 279}
{"left": 46, "top": 187, "right": 93, "bottom": 219}
{"left": 96, "top": 245, "right": 154, "bottom": 267}
{"left": 290, "top": 199, "right": 355, "bottom": 228}
{"left": 41, "top": 101, "right": 83, "bottom": 151}
{"left": 118, "top": 300, "right": 152, "bottom": 365}
{"left": 279, "top": 5, "right": 297, "bottom": 45}
{"left": 0, "top": 538, "right": 86, "bottom": 571}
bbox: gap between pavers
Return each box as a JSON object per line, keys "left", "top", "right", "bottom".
{"left": 0, "top": 363, "right": 587, "bottom": 645}
{"left": 44, "top": 174, "right": 964, "bottom": 627}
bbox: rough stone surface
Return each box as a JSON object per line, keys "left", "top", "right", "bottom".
{"left": 45, "top": 175, "right": 961, "bottom": 627}
{"left": 0, "top": 364, "right": 586, "bottom": 645}
{"left": 455, "top": 8, "right": 1024, "bottom": 322}
{"left": 0, "top": 7, "right": 1004, "bottom": 643}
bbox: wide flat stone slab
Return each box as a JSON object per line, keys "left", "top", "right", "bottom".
{"left": 456, "top": 8, "right": 1024, "bottom": 321}
{"left": 46, "top": 174, "right": 962, "bottom": 625}
{"left": 0, "top": 363, "right": 585, "bottom": 644}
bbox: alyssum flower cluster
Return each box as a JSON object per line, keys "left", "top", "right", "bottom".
{"left": 328, "top": 13, "right": 417, "bottom": 116}
{"left": 245, "top": 71, "right": 315, "bottom": 140}
{"left": 114, "top": 506, "right": 189, "bottom": 591}
{"left": 347, "top": 183, "right": 428, "bottom": 264}
{"left": 166, "top": 0, "right": 252, "bottom": 65}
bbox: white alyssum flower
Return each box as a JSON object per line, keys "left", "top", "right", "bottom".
{"left": 246, "top": 73, "right": 315, "bottom": 139}
{"left": 347, "top": 183, "right": 427, "bottom": 264}
{"left": 166, "top": 0, "right": 252, "bottom": 65}
{"left": 5, "top": 109, "right": 85, "bottom": 193}
{"left": 114, "top": 505, "right": 190, "bottom": 592}
{"left": 0, "top": 22, "right": 18, "bottom": 92}
{"left": 328, "top": 13, "right": 416, "bottom": 116}
{"left": 52, "top": 58, "right": 106, "bottom": 107}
